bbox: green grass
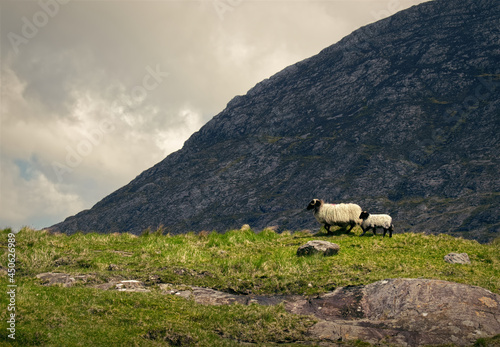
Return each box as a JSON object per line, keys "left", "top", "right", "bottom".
{"left": 2, "top": 282, "right": 313, "bottom": 346}
{"left": 1, "top": 227, "right": 499, "bottom": 346}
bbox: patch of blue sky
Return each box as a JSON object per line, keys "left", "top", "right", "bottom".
{"left": 14, "top": 158, "right": 36, "bottom": 181}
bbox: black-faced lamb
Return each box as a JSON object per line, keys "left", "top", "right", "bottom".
{"left": 359, "top": 211, "right": 394, "bottom": 237}
{"left": 306, "top": 199, "right": 362, "bottom": 234}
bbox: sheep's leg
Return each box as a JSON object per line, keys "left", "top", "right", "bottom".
{"left": 346, "top": 222, "right": 355, "bottom": 233}
{"left": 372, "top": 227, "right": 377, "bottom": 236}
{"left": 383, "top": 228, "right": 387, "bottom": 237}
{"left": 325, "top": 224, "right": 331, "bottom": 234}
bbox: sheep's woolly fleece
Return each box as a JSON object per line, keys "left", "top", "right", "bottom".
{"left": 315, "top": 203, "right": 362, "bottom": 226}
{"left": 360, "top": 214, "right": 392, "bottom": 230}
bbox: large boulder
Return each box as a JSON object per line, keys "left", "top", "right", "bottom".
{"left": 297, "top": 240, "right": 340, "bottom": 256}
{"left": 290, "top": 278, "right": 500, "bottom": 346}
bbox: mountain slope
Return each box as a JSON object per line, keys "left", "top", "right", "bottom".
{"left": 50, "top": 0, "right": 500, "bottom": 242}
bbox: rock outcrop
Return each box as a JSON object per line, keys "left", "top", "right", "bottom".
{"left": 299, "top": 278, "right": 500, "bottom": 346}
{"left": 36, "top": 273, "right": 500, "bottom": 346}
{"left": 160, "top": 278, "right": 500, "bottom": 346}
{"left": 49, "top": 0, "right": 500, "bottom": 242}
{"left": 163, "top": 278, "right": 500, "bottom": 346}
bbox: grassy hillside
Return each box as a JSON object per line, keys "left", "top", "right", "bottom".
{"left": 1, "top": 227, "right": 499, "bottom": 346}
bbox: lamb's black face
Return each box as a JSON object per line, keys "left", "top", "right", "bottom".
{"left": 359, "top": 211, "right": 370, "bottom": 219}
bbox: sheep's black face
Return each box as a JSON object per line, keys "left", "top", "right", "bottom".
{"left": 306, "top": 199, "right": 321, "bottom": 210}
{"left": 359, "top": 211, "right": 370, "bottom": 220}
{"left": 306, "top": 201, "right": 315, "bottom": 210}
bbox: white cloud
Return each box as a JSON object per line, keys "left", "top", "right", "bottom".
{"left": 154, "top": 107, "right": 205, "bottom": 156}
{"left": 0, "top": 160, "right": 85, "bottom": 230}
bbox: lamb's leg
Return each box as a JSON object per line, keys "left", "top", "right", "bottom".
{"left": 372, "top": 227, "right": 377, "bottom": 236}
{"left": 360, "top": 227, "right": 367, "bottom": 236}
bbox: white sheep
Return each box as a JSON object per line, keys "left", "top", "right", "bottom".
{"left": 359, "top": 211, "right": 394, "bottom": 237}
{"left": 306, "top": 199, "right": 362, "bottom": 234}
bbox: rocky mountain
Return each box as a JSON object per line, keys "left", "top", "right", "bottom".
{"left": 49, "top": 0, "right": 500, "bottom": 242}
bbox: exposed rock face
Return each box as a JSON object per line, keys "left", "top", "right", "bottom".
{"left": 36, "top": 274, "right": 500, "bottom": 345}
{"left": 163, "top": 278, "right": 500, "bottom": 346}
{"left": 49, "top": 0, "right": 500, "bottom": 242}
{"left": 162, "top": 278, "right": 500, "bottom": 346}
{"left": 296, "top": 240, "right": 340, "bottom": 256}
{"left": 301, "top": 278, "right": 500, "bottom": 346}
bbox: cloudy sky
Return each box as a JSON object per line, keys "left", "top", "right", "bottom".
{"left": 0, "top": 0, "right": 428, "bottom": 231}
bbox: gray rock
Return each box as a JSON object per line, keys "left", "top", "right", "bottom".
{"left": 36, "top": 272, "right": 88, "bottom": 287}
{"left": 36, "top": 273, "right": 151, "bottom": 292}
{"left": 297, "top": 240, "right": 340, "bottom": 256}
{"left": 444, "top": 252, "right": 471, "bottom": 264}
{"left": 115, "top": 280, "right": 150, "bottom": 293}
